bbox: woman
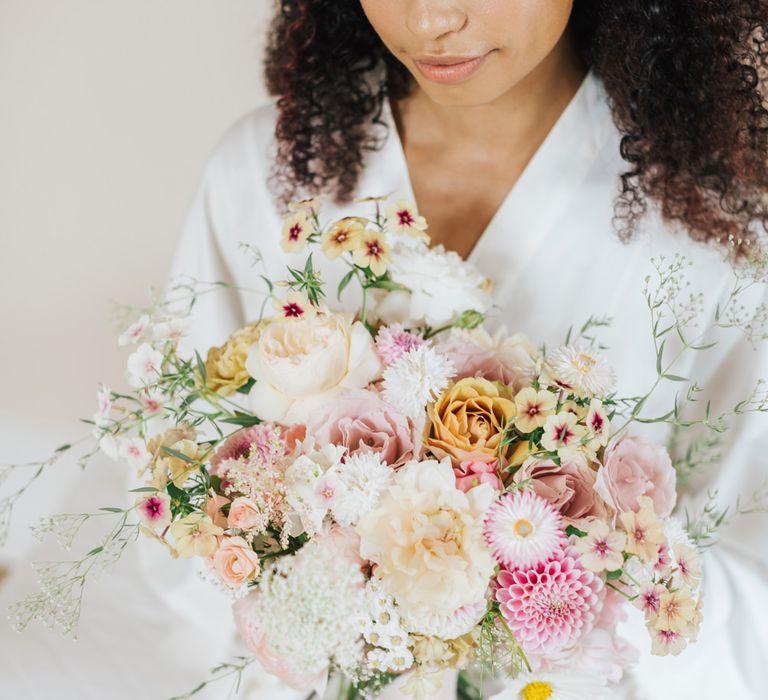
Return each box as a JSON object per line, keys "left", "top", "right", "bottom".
{"left": 165, "top": 2, "right": 768, "bottom": 698}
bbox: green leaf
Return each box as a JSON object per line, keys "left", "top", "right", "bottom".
{"left": 99, "top": 507, "right": 125, "bottom": 513}
{"left": 365, "top": 279, "right": 410, "bottom": 292}
{"left": 86, "top": 546, "right": 104, "bottom": 556}
{"left": 662, "top": 374, "right": 688, "bottom": 382}
{"left": 236, "top": 378, "right": 256, "bottom": 395}
{"left": 55, "top": 443, "right": 72, "bottom": 453}
{"left": 195, "top": 350, "right": 207, "bottom": 385}
{"left": 337, "top": 269, "right": 356, "bottom": 300}
{"left": 605, "top": 568, "right": 623, "bottom": 581}
{"left": 160, "top": 446, "right": 197, "bottom": 463}
{"left": 220, "top": 413, "right": 262, "bottom": 427}
{"left": 565, "top": 524, "right": 587, "bottom": 538}
{"left": 656, "top": 339, "right": 666, "bottom": 375}
{"left": 129, "top": 486, "right": 158, "bottom": 493}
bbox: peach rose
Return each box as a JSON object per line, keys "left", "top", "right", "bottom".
{"left": 513, "top": 454, "right": 607, "bottom": 524}
{"left": 205, "top": 491, "right": 230, "bottom": 529}
{"left": 245, "top": 312, "right": 382, "bottom": 423}
{"left": 209, "top": 535, "right": 260, "bottom": 587}
{"left": 227, "top": 496, "right": 262, "bottom": 530}
{"left": 308, "top": 389, "right": 420, "bottom": 469}
{"left": 426, "top": 377, "right": 516, "bottom": 466}
{"left": 597, "top": 434, "right": 677, "bottom": 517}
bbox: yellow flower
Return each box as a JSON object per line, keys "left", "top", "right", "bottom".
{"left": 513, "top": 387, "right": 557, "bottom": 433}
{"left": 321, "top": 216, "right": 366, "bottom": 259}
{"left": 287, "top": 194, "right": 323, "bottom": 213}
{"left": 201, "top": 322, "right": 263, "bottom": 396}
{"left": 352, "top": 230, "right": 391, "bottom": 276}
{"left": 426, "top": 377, "right": 516, "bottom": 466}
{"left": 619, "top": 495, "right": 666, "bottom": 563}
{"left": 170, "top": 512, "right": 223, "bottom": 558}
{"left": 272, "top": 290, "right": 317, "bottom": 319}
{"left": 655, "top": 587, "right": 697, "bottom": 635}
{"left": 385, "top": 199, "right": 429, "bottom": 240}
{"left": 147, "top": 428, "right": 209, "bottom": 489}
{"left": 280, "top": 210, "right": 313, "bottom": 253}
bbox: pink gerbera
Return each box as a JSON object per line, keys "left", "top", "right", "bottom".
{"left": 495, "top": 543, "right": 604, "bottom": 654}
{"left": 484, "top": 490, "right": 565, "bottom": 570}
{"left": 375, "top": 324, "right": 424, "bottom": 366}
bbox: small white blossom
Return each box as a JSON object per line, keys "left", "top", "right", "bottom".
{"left": 118, "top": 437, "right": 152, "bottom": 472}
{"left": 382, "top": 345, "right": 456, "bottom": 418}
{"left": 152, "top": 316, "right": 191, "bottom": 342}
{"left": 118, "top": 315, "right": 150, "bottom": 346}
{"left": 126, "top": 342, "right": 164, "bottom": 387}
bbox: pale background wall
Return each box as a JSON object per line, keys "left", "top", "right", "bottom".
{"left": 0, "top": 3, "right": 275, "bottom": 697}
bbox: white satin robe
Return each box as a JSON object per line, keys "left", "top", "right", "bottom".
{"left": 162, "top": 68, "right": 768, "bottom": 700}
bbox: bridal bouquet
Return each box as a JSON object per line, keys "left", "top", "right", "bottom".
{"left": 8, "top": 195, "right": 768, "bottom": 700}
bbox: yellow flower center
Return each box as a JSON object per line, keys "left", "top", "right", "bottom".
{"left": 513, "top": 518, "right": 534, "bottom": 538}
{"left": 522, "top": 681, "right": 553, "bottom": 700}
{"left": 573, "top": 353, "right": 597, "bottom": 373}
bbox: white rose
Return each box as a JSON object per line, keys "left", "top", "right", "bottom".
{"left": 245, "top": 312, "right": 382, "bottom": 423}
{"left": 371, "top": 240, "right": 493, "bottom": 327}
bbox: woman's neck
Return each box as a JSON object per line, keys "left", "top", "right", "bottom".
{"left": 392, "top": 28, "right": 588, "bottom": 163}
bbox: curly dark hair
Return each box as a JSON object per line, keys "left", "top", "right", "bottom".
{"left": 264, "top": 0, "right": 768, "bottom": 255}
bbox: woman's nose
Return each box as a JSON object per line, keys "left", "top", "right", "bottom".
{"left": 405, "top": 0, "right": 468, "bottom": 41}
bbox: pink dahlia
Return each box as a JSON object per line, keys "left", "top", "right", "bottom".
{"left": 375, "top": 323, "right": 424, "bottom": 366}
{"left": 495, "top": 544, "right": 605, "bottom": 654}
{"left": 484, "top": 490, "right": 565, "bottom": 569}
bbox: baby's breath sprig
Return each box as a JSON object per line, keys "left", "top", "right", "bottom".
{"left": 167, "top": 655, "right": 255, "bottom": 700}
{"left": 10, "top": 508, "right": 139, "bottom": 636}
{"left": 685, "top": 483, "right": 768, "bottom": 549}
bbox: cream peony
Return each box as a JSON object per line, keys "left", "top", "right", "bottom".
{"left": 245, "top": 312, "right": 382, "bottom": 423}
{"left": 356, "top": 458, "right": 496, "bottom": 617}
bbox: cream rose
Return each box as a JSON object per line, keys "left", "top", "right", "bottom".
{"left": 356, "top": 458, "right": 495, "bottom": 617}
{"left": 245, "top": 312, "right": 382, "bottom": 423}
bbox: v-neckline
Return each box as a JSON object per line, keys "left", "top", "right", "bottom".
{"left": 379, "top": 67, "right": 610, "bottom": 267}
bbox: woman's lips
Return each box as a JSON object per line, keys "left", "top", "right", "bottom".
{"left": 413, "top": 52, "right": 490, "bottom": 84}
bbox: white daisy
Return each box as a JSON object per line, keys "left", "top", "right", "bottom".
{"left": 330, "top": 452, "right": 394, "bottom": 526}
{"left": 381, "top": 345, "right": 456, "bottom": 418}
{"left": 546, "top": 345, "right": 616, "bottom": 396}
{"left": 488, "top": 671, "right": 608, "bottom": 700}
{"left": 484, "top": 490, "right": 565, "bottom": 570}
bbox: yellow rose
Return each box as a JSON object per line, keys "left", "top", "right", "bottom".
{"left": 426, "top": 377, "right": 516, "bottom": 466}
{"left": 201, "top": 322, "right": 263, "bottom": 396}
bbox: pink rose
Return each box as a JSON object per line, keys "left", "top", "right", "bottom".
{"left": 205, "top": 491, "right": 230, "bottom": 529}
{"left": 209, "top": 535, "right": 260, "bottom": 587}
{"left": 233, "top": 593, "right": 327, "bottom": 693}
{"left": 433, "top": 329, "right": 534, "bottom": 391}
{"left": 598, "top": 434, "right": 677, "bottom": 517}
{"left": 315, "top": 524, "right": 364, "bottom": 570}
{"left": 454, "top": 459, "right": 501, "bottom": 493}
{"left": 513, "top": 455, "right": 607, "bottom": 524}
{"left": 308, "top": 389, "right": 420, "bottom": 469}
{"left": 227, "top": 496, "right": 262, "bottom": 530}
